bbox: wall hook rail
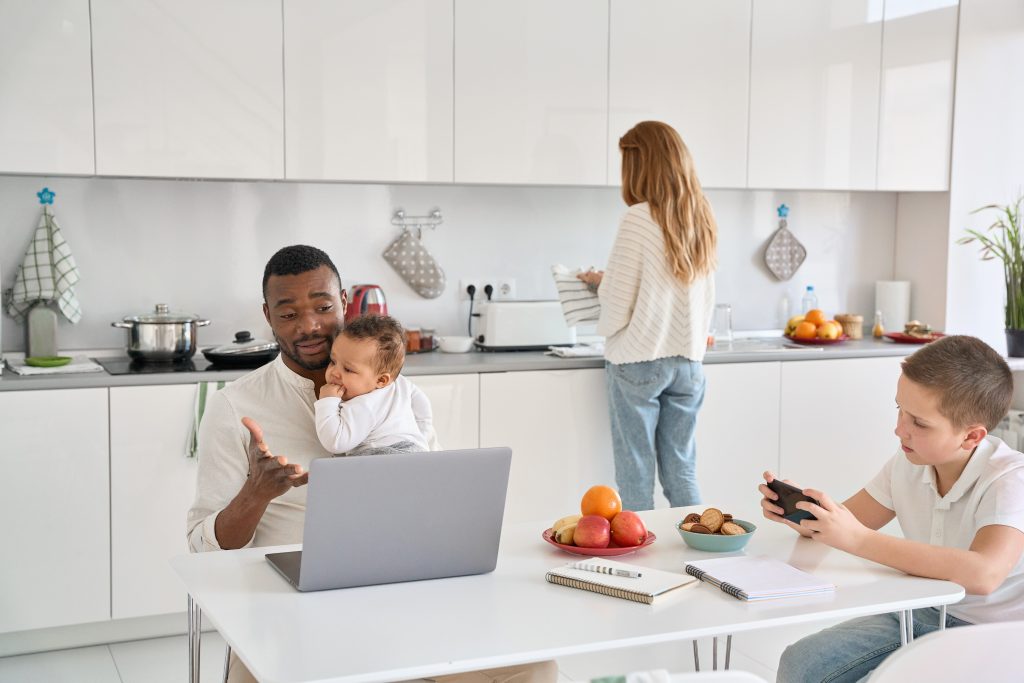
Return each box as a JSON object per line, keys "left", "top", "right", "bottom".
{"left": 392, "top": 208, "right": 442, "bottom": 238}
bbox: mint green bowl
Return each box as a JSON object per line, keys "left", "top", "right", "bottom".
{"left": 676, "top": 519, "right": 756, "bottom": 552}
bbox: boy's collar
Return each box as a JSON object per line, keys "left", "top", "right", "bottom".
{"left": 924, "top": 438, "right": 994, "bottom": 508}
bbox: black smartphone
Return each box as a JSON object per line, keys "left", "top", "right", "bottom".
{"left": 767, "top": 479, "right": 819, "bottom": 523}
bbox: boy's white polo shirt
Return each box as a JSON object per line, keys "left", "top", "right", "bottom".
{"left": 865, "top": 436, "right": 1024, "bottom": 624}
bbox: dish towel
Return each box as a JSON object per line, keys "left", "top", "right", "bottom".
{"left": 591, "top": 669, "right": 671, "bottom": 683}
{"left": 7, "top": 203, "right": 82, "bottom": 324}
{"left": 546, "top": 342, "right": 605, "bottom": 358}
{"left": 4, "top": 355, "right": 104, "bottom": 375}
{"left": 186, "top": 381, "right": 227, "bottom": 458}
{"left": 551, "top": 264, "right": 600, "bottom": 326}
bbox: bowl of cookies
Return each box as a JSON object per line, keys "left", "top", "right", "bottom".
{"left": 676, "top": 507, "right": 756, "bottom": 552}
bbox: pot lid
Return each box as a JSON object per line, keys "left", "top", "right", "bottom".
{"left": 123, "top": 303, "right": 206, "bottom": 324}
{"left": 205, "top": 330, "right": 279, "bottom": 355}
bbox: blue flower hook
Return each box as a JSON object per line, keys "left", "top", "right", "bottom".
{"left": 37, "top": 187, "right": 55, "bottom": 205}
{"left": 777, "top": 204, "right": 789, "bottom": 218}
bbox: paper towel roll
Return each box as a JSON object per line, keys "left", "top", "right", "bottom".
{"left": 875, "top": 281, "right": 911, "bottom": 332}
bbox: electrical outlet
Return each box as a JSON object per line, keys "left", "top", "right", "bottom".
{"left": 459, "top": 279, "right": 483, "bottom": 301}
{"left": 492, "top": 278, "right": 516, "bottom": 300}
{"left": 459, "top": 278, "right": 517, "bottom": 300}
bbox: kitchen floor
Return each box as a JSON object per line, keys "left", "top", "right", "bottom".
{"left": 0, "top": 621, "right": 840, "bottom": 682}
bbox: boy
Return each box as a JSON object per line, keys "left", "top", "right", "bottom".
{"left": 315, "top": 314, "right": 431, "bottom": 455}
{"left": 759, "top": 335, "right": 1024, "bottom": 682}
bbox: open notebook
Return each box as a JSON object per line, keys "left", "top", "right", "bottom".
{"left": 684, "top": 556, "right": 835, "bottom": 602}
{"left": 546, "top": 558, "right": 697, "bottom": 604}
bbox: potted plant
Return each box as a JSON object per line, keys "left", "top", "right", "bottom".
{"left": 958, "top": 194, "right": 1024, "bottom": 356}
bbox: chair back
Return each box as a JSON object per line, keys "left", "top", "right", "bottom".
{"left": 868, "top": 621, "right": 1024, "bottom": 682}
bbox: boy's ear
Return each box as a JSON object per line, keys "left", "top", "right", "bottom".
{"left": 376, "top": 372, "right": 392, "bottom": 388}
{"left": 961, "top": 424, "right": 988, "bottom": 451}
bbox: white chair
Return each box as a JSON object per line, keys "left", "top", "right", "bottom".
{"left": 669, "top": 673, "right": 769, "bottom": 683}
{"left": 868, "top": 620, "right": 1024, "bottom": 682}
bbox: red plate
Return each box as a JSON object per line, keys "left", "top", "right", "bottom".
{"left": 783, "top": 334, "right": 850, "bottom": 346}
{"left": 542, "top": 528, "right": 657, "bottom": 556}
{"left": 884, "top": 331, "right": 945, "bottom": 344}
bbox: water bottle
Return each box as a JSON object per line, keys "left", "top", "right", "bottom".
{"left": 801, "top": 285, "right": 818, "bottom": 313}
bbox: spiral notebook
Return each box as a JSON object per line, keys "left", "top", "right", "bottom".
{"left": 545, "top": 558, "right": 697, "bottom": 604}
{"left": 684, "top": 556, "right": 835, "bottom": 602}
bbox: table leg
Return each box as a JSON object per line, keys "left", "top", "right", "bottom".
{"left": 188, "top": 595, "right": 202, "bottom": 683}
{"left": 898, "top": 610, "right": 907, "bottom": 647}
{"left": 939, "top": 605, "right": 947, "bottom": 631}
{"left": 223, "top": 644, "right": 232, "bottom": 683}
{"left": 725, "top": 634, "right": 732, "bottom": 670}
{"left": 692, "top": 640, "right": 700, "bottom": 672}
{"left": 713, "top": 637, "right": 718, "bottom": 671}
{"left": 906, "top": 610, "right": 915, "bottom": 643}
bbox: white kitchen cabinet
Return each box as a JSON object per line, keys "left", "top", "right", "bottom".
{"left": 695, "top": 362, "right": 782, "bottom": 521}
{"left": 284, "top": 0, "right": 453, "bottom": 182}
{"left": 876, "top": 0, "right": 958, "bottom": 191}
{"left": 748, "top": 0, "right": 883, "bottom": 190}
{"left": 0, "top": 0, "right": 94, "bottom": 175}
{"left": 780, "top": 356, "right": 904, "bottom": 503}
{"left": 0, "top": 389, "right": 109, "bottom": 634}
{"left": 608, "top": 0, "right": 751, "bottom": 189}
{"left": 454, "top": 0, "right": 608, "bottom": 185}
{"left": 91, "top": 0, "right": 284, "bottom": 179}
{"left": 480, "top": 369, "right": 616, "bottom": 524}
{"left": 110, "top": 385, "right": 201, "bottom": 619}
{"left": 408, "top": 373, "right": 479, "bottom": 450}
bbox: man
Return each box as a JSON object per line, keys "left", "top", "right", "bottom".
{"left": 187, "top": 245, "right": 556, "bottom": 683}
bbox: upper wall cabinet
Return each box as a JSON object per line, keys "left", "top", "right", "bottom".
{"left": 91, "top": 0, "right": 284, "bottom": 179}
{"left": 749, "top": 0, "right": 883, "bottom": 190}
{"left": 0, "top": 0, "right": 94, "bottom": 175}
{"left": 454, "top": 0, "right": 608, "bottom": 185}
{"left": 608, "top": 0, "right": 751, "bottom": 189}
{"left": 284, "top": 0, "right": 453, "bottom": 182}
{"left": 877, "top": 0, "right": 958, "bottom": 191}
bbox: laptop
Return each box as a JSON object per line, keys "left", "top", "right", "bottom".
{"left": 266, "top": 447, "right": 512, "bottom": 592}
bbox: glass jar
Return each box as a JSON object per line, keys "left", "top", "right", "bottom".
{"left": 420, "top": 328, "right": 436, "bottom": 351}
{"left": 406, "top": 328, "right": 422, "bottom": 353}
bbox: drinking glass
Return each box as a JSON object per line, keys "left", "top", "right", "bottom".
{"left": 712, "top": 304, "right": 733, "bottom": 344}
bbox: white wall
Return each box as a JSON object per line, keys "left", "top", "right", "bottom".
{"left": 945, "top": 0, "right": 1024, "bottom": 353}
{"left": 894, "top": 192, "right": 950, "bottom": 330}
{"left": 0, "top": 175, "right": 899, "bottom": 352}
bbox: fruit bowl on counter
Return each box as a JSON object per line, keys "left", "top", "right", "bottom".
{"left": 542, "top": 528, "right": 656, "bottom": 556}
{"left": 783, "top": 309, "right": 848, "bottom": 345}
{"left": 783, "top": 333, "right": 849, "bottom": 346}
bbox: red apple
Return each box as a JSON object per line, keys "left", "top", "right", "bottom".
{"left": 610, "top": 510, "right": 647, "bottom": 547}
{"left": 573, "top": 514, "right": 611, "bottom": 548}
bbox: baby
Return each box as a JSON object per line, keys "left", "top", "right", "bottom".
{"left": 314, "top": 314, "right": 432, "bottom": 455}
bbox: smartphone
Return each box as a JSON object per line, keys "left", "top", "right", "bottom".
{"left": 766, "top": 479, "right": 819, "bottom": 523}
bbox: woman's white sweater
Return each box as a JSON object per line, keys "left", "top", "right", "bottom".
{"left": 597, "top": 203, "right": 715, "bottom": 365}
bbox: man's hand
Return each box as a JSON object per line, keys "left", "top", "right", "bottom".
{"left": 241, "top": 416, "right": 308, "bottom": 497}
{"left": 577, "top": 269, "right": 604, "bottom": 288}
{"left": 319, "top": 383, "right": 343, "bottom": 400}
{"left": 796, "top": 489, "right": 870, "bottom": 553}
{"left": 758, "top": 470, "right": 813, "bottom": 538}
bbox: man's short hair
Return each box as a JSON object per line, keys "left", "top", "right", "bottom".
{"left": 341, "top": 315, "right": 407, "bottom": 378}
{"left": 262, "top": 245, "right": 341, "bottom": 300}
{"left": 901, "top": 335, "right": 1012, "bottom": 430}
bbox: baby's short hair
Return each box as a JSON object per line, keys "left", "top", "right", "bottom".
{"left": 341, "top": 314, "right": 406, "bottom": 378}
{"left": 901, "top": 335, "right": 1012, "bottom": 430}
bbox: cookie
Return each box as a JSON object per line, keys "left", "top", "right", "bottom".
{"left": 681, "top": 522, "right": 695, "bottom": 531}
{"left": 723, "top": 513, "right": 733, "bottom": 522}
{"left": 720, "top": 522, "right": 746, "bottom": 536}
{"left": 683, "top": 513, "right": 702, "bottom": 525}
{"left": 688, "top": 523, "right": 712, "bottom": 534}
{"left": 699, "top": 508, "right": 725, "bottom": 533}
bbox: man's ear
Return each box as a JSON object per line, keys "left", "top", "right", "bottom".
{"left": 262, "top": 302, "right": 271, "bottom": 326}
{"left": 376, "top": 372, "right": 392, "bottom": 388}
{"left": 962, "top": 424, "right": 988, "bottom": 451}
{"left": 340, "top": 288, "right": 348, "bottom": 319}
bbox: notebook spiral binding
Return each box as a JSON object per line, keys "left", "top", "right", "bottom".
{"left": 684, "top": 565, "right": 744, "bottom": 599}
{"left": 544, "top": 572, "right": 654, "bottom": 604}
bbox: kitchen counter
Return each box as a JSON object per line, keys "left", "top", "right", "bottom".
{"left": 0, "top": 338, "right": 915, "bottom": 392}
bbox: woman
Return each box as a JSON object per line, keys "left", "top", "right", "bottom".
{"left": 579, "top": 121, "right": 717, "bottom": 511}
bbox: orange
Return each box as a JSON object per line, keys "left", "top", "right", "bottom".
{"left": 804, "top": 309, "right": 827, "bottom": 326}
{"left": 793, "top": 321, "right": 818, "bottom": 340}
{"left": 580, "top": 485, "right": 622, "bottom": 521}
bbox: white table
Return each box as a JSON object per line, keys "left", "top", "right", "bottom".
{"left": 171, "top": 507, "right": 964, "bottom": 683}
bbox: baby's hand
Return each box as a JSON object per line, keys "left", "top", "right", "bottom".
{"left": 319, "top": 383, "right": 344, "bottom": 400}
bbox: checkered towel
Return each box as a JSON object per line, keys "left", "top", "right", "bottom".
{"left": 551, "top": 264, "right": 600, "bottom": 326}
{"left": 7, "top": 207, "right": 81, "bottom": 323}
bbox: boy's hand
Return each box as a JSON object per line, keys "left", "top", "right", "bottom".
{"left": 319, "top": 383, "right": 343, "bottom": 400}
{"left": 797, "top": 489, "right": 869, "bottom": 553}
{"left": 758, "top": 470, "right": 814, "bottom": 538}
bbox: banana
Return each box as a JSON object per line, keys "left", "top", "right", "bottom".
{"left": 555, "top": 522, "right": 577, "bottom": 545}
{"left": 551, "top": 514, "right": 582, "bottom": 534}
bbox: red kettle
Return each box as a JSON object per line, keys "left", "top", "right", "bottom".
{"left": 346, "top": 284, "right": 388, "bottom": 322}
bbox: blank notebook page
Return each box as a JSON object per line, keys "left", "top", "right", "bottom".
{"left": 685, "top": 556, "right": 835, "bottom": 601}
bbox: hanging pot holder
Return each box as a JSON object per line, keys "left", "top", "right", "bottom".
{"left": 383, "top": 229, "right": 446, "bottom": 299}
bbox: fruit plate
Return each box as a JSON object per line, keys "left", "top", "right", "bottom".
{"left": 783, "top": 334, "right": 849, "bottom": 346}
{"left": 542, "top": 528, "right": 657, "bottom": 556}
{"left": 884, "top": 331, "right": 945, "bottom": 345}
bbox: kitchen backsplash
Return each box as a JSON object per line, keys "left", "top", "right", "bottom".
{"left": 0, "top": 175, "right": 899, "bottom": 352}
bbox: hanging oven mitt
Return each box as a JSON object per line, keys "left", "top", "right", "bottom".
{"left": 382, "top": 229, "right": 446, "bottom": 299}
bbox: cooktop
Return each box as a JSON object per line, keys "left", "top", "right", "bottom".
{"left": 94, "top": 356, "right": 218, "bottom": 375}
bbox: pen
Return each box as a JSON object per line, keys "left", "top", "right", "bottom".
{"left": 571, "top": 561, "right": 642, "bottom": 578}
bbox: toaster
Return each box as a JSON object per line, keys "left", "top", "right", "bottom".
{"left": 475, "top": 300, "right": 577, "bottom": 351}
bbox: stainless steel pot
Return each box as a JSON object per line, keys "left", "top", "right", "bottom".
{"left": 112, "top": 304, "right": 211, "bottom": 362}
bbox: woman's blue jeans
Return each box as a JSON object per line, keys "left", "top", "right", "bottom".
{"left": 604, "top": 357, "right": 705, "bottom": 511}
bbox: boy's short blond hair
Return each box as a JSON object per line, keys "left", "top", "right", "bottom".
{"left": 901, "top": 335, "right": 1012, "bottom": 430}
{"left": 341, "top": 314, "right": 406, "bottom": 378}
